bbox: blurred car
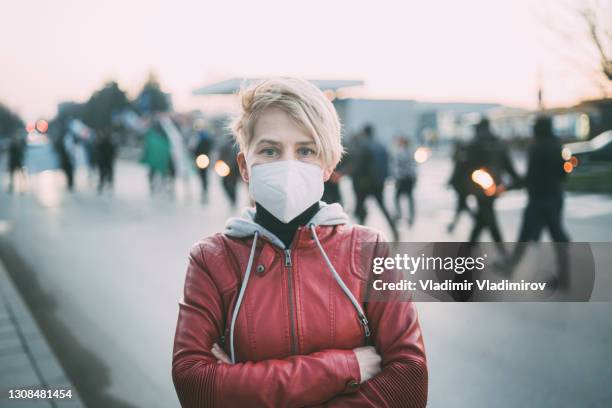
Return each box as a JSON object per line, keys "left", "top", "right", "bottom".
{"left": 563, "top": 130, "right": 612, "bottom": 169}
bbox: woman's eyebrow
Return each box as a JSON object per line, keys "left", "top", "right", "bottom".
{"left": 296, "top": 141, "right": 316, "bottom": 146}
{"left": 255, "top": 139, "right": 282, "bottom": 146}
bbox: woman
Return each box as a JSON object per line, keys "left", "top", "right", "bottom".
{"left": 172, "top": 78, "right": 427, "bottom": 407}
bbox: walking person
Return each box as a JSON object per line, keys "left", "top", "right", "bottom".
{"left": 465, "top": 118, "right": 521, "bottom": 255}
{"left": 56, "top": 127, "right": 76, "bottom": 191}
{"left": 447, "top": 140, "right": 473, "bottom": 233}
{"left": 190, "top": 122, "right": 213, "bottom": 203}
{"left": 217, "top": 134, "right": 241, "bottom": 207}
{"left": 7, "top": 132, "right": 26, "bottom": 193}
{"left": 504, "top": 116, "right": 571, "bottom": 287}
{"left": 350, "top": 125, "right": 399, "bottom": 241}
{"left": 393, "top": 135, "right": 417, "bottom": 227}
{"left": 447, "top": 119, "right": 521, "bottom": 301}
{"left": 96, "top": 129, "right": 117, "bottom": 194}
{"left": 140, "top": 119, "right": 171, "bottom": 194}
{"left": 172, "top": 78, "right": 427, "bottom": 407}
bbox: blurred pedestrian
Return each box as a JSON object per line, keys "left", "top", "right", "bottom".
{"left": 7, "top": 131, "right": 26, "bottom": 193}
{"left": 140, "top": 120, "right": 172, "bottom": 194}
{"left": 217, "top": 134, "right": 240, "bottom": 207}
{"left": 516, "top": 116, "right": 570, "bottom": 242}
{"left": 351, "top": 125, "right": 399, "bottom": 241}
{"left": 83, "top": 130, "right": 98, "bottom": 187}
{"left": 96, "top": 128, "right": 117, "bottom": 194}
{"left": 504, "top": 116, "right": 571, "bottom": 287}
{"left": 448, "top": 120, "right": 520, "bottom": 301}
{"left": 447, "top": 140, "right": 473, "bottom": 232}
{"left": 190, "top": 121, "right": 213, "bottom": 203}
{"left": 393, "top": 135, "right": 417, "bottom": 226}
{"left": 159, "top": 116, "right": 189, "bottom": 197}
{"left": 55, "top": 125, "right": 76, "bottom": 191}
{"left": 465, "top": 118, "right": 520, "bottom": 255}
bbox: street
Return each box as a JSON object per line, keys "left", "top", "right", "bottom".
{"left": 1, "top": 152, "right": 611, "bottom": 407}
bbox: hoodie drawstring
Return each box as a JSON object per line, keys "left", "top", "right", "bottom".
{"left": 229, "top": 226, "right": 371, "bottom": 364}
{"left": 229, "top": 230, "right": 259, "bottom": 364}
{"left": 309, "top": 223, "right": 371, "bottom": 345}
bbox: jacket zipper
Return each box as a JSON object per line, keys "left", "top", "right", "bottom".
{"left": 284, "top": 249, "right": 298, "bottom": 355}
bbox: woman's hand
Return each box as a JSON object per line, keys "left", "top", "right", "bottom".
{"left": 212, "top": 342, "right": 382, "bottom": 381}
{"left": 353, "top": 346, "right": 382, "bottom": 382}
{"left": 211, "top": 343, "right": 232, "bottom": 364}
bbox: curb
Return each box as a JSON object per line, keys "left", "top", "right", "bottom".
{"left": 0, "top": 258, "right": 84, "bottom": 407}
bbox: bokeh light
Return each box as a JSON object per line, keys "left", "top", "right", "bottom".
{"left": 214, "top": 160, "right": 231, "bottom": 177}
{"left": 36, "top": 119, "right": 48, "bottom": 133}
{"left": 561, "top": 147, "right": 572, "bottom": 161}
{"left": 196, "top": 154, "right": 210, "bottom": 169}
{"left": 569, "top": 156, "right": 579, "bottom": 167}
{"left": 414, "top": 147, "right": 430, "bottom": 164}
{"left": 471, "top": 168, "right": 496, "bottom": 196}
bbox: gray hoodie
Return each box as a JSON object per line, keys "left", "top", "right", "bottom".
{"left": 223, "top": 201, "right": 351, "bottom": 249}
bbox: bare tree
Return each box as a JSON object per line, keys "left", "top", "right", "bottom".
{"left": 579, "top": 2, "right": 612, "bottom": 80}
{"left": 538, "top": 0, "right": 612, "bottom": 97}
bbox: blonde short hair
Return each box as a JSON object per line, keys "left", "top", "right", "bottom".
{"left": 230, "top": 77, "right": 344, "bottom": 169}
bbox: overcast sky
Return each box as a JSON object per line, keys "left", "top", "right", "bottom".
{"left": 0, "top": 0, "right": 603, "bottom": 120}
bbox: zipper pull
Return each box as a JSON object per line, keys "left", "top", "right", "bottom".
{"left": 284, "top": 249, "right": 292, "bottom": 267}
{"left": 359, "top": 315, "right": 371, "bottom": 338}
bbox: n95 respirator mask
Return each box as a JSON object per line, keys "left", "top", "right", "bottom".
{"left": 248, "top": 160, "right": 324, "bottom": 223}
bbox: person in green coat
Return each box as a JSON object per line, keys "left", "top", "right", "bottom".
{"left": 141, "top": 120, "right": 172, "bottom": 193}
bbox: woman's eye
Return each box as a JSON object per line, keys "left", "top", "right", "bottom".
{"left": 298, "top": 147, "right": 315, "bottom": 157}
{"left": 260, "top": 148, "right": 277, "bottom": 157}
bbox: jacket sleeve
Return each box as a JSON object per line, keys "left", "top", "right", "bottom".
{"left": 172, "top": 243, "right": 362, "bottom": 408}
{"left": 320, "top": 237, "right": 428, "bottom": 408}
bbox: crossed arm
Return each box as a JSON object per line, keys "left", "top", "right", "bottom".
{"left": 172, "top": 244, "right": 427, "bottom": 408}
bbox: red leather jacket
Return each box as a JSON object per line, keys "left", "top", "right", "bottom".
{"left": 172, "top": 212, "right": 427, "bottom": 407}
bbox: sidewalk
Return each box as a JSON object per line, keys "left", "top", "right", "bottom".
{"left": 0, "top": 259, "right": 83, "bottom": 407}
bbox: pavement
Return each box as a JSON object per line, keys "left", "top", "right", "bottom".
{"left": 0, "top": 149, "right": 611, "bottom": 407}
{"left": 0, "top": 255, "right": 83, "bottom": 407}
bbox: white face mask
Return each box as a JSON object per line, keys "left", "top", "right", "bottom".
{"left": 248, "top": 160, "right": 324, "bottom": 223}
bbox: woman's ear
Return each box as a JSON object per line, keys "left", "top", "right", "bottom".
{"left": 237, "top": 152, "right": 250, "bottom": 183}
{"left": 323, "top": 167, "right": 333, "bottom": 182}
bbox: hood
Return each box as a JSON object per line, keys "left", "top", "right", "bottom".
{"left": 223, "top": 201, "right": 350, "bottom": 249}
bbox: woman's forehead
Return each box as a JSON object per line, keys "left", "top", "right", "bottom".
{"left": 252, "top": 108, "right": 314, "bottom": 145}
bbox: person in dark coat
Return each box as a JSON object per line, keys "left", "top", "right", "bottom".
{"left": 96, "top": 129, "right": 117, "bottom": 193}
{"left": 448, "top": 119, "right": 521, "bottom": 301}
{"left": 465, "top": 119, "right": 520, "bottom": 253}
{"left": 217, "top": 135, "right": 241, "bottom": 207}
{"left": 505, "top": 116, "right": 571, "bottom": 288}
{"left": 192, "top": 127, "right": 213, "bottom": 203}
{"left": 55, "top": 125, "right": 76, "bottom": 191}
{"left": 518, "top": 116, "right": 570, "bottom": 242}
{"left": 447, "top": 140, "right": 473, "bottom": 232}
{"left": 7, "top": 132, "right": 26, "bottom": 193}
{"left": 350, "top": 125, "right": 399, "bottom": 241}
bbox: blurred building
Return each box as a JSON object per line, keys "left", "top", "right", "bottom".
{"left": 194, "top": 78, "right": 504, "bottom": 144}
